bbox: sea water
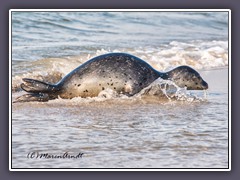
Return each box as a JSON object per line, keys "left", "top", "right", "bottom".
{"left": 11, "top": 11, "right": 229, "bottom": 169}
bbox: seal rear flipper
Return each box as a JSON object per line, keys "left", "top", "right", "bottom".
{"left": 21, "top": 78, "right": 60, "bottom": 93}
{"left": 13, "top": 93, "right": 51, "bottom": 103}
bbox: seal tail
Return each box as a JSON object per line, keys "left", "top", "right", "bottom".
{"left": 21, "top": 78, "right": 60, "bottom": 93}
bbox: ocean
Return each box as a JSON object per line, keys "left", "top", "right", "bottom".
{"left": 11, "top": 10, "right": 229, "bottom": 169}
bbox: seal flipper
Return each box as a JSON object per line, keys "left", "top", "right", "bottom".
{"left": 13, "top": 93, "right": 50, "bottom": 103}
{"left": 21, "top": 78, "right": 60, "bottom": 93}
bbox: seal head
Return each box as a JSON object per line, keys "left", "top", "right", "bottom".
{"left": 163, "top": 66, "right": 208, "bottom": 90}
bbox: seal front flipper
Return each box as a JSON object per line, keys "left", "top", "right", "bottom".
{"left": 21, "top": 78, "right": 60, "bottom": 93}
{"left": 13, "top": 93, "right": 50, "bottom": 103}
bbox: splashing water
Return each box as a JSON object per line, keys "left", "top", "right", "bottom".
{"left": 135, "top": 78, "right": 207, "bottom": 102}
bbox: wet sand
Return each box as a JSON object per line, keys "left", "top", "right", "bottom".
{"left": 11, "top": 67, "right": 229, "bottom": 169}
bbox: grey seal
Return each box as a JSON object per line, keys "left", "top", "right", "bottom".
{"left": 15, "top": 53, "right": 208, "bottom": 102}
